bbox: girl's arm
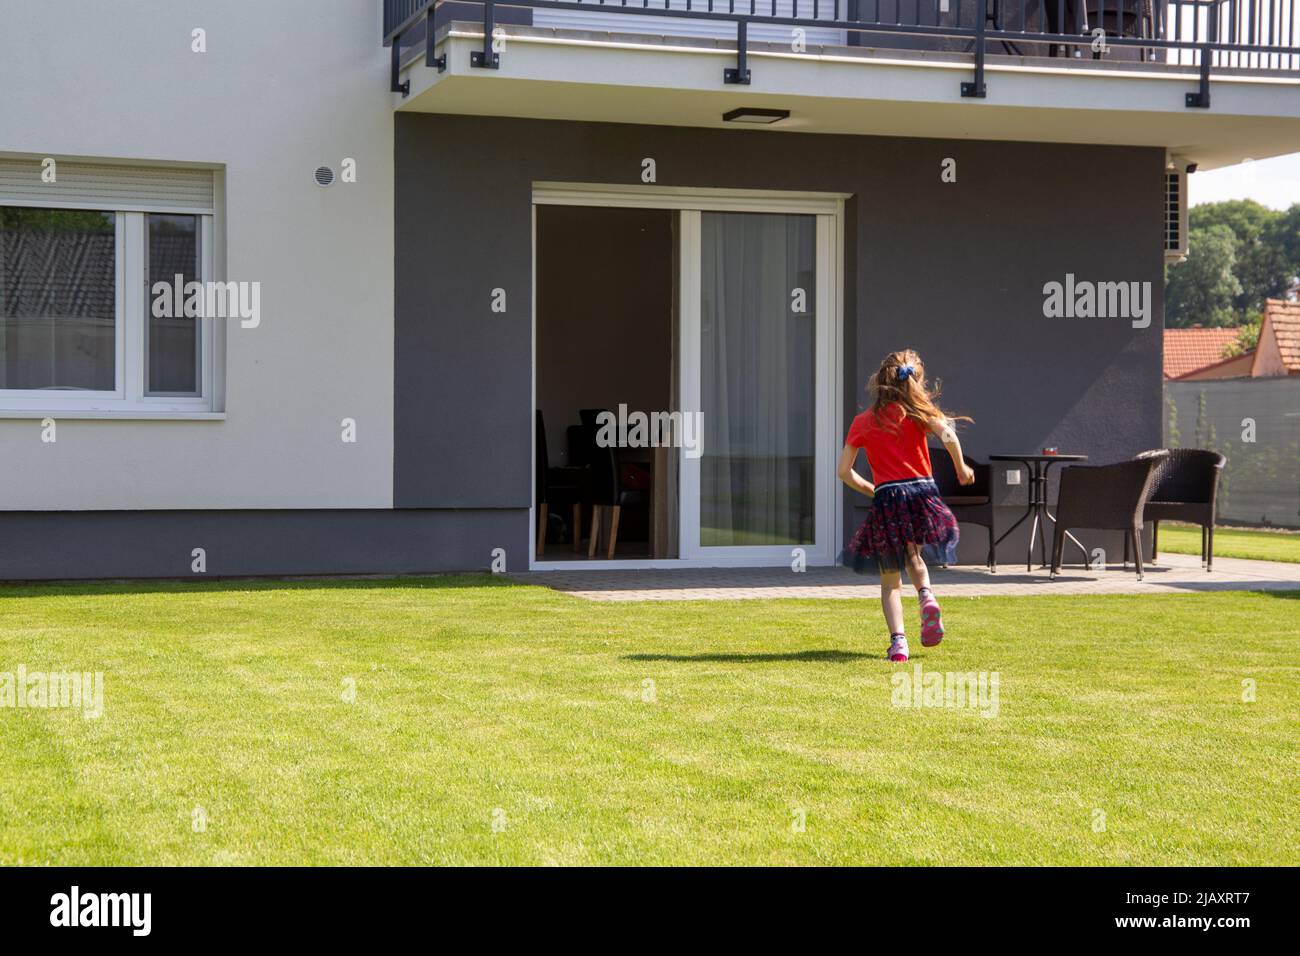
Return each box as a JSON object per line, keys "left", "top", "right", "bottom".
{"left": 837, "top": 444, "right": 875, "bottom": 497}
{"left": 929, "top": 418, "right": 975, "bottom": 485}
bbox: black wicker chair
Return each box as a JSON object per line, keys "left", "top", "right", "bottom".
{"left": 930, "top": 450, "right": 996, "bottom": 571}
{"left": 1137, "top": 448, "right": 1227, "bottom": 571}
{"left": 1050, "top": 452, "right": 1168, "bottom": 580}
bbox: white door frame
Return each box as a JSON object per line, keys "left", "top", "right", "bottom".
{"left": 530, "top": 183, "right": 847, "bottom": 571}
{"left": 678, "top": 208, "right": 837, "bottom": 567}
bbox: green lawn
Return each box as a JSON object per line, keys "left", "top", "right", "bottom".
{"left": 0, "top": 578, "right": 1294, "bottom": 866}
{"left": 1159, "top": 522, "right": 1300, "bottom": 564}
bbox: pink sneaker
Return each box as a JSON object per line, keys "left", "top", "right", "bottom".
{"left": 919, "top": 589, "right": 944, "bottom": 647}
{"left": 887, "top": 635, "right": 909, "bottom": 662}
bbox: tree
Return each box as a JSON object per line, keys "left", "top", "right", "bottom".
{"left": 1165, "top": 224, "right": 1243, "bottom": 327}
{"left": 1265, "top": 203, "right": 1300, "bottom": 286}
{"left": 1223, "top": 311, "right": 1261, "bottom": 357}
{"left": 1190, "top": 200, "right": 1291, "bottom": 315}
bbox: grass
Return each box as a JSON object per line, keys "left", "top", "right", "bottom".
{"left": 0, "top": 577, "right": 1295, "bottom": 866}
{"left": 700, "top": 527, "right": 805, "bottom": 547}
{"left": 1159, "top": 522, "right": 1300, "bottom": 564}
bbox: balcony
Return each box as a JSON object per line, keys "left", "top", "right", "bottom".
{"left": 382, "top": 0, "right": 1300, "bottom": 167}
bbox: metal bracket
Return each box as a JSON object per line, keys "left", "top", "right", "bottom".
{"left": 724, "top": 20, "right": 751, "bottom": 85}
{"left": 962, "top": 0, "right": 987, "bottom": 98}
{"left": 390, "top": 32, "right": 410, "bottom": 97}
{"left": 472, "top": 1, "right": 500, "bottom": 70}
{"left": 1186, "top": 45, "right": 1212, "bottom": 108}
{"left": 426, "top": 9, "right": 446, "bottom": 73}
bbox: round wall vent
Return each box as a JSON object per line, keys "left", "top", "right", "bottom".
{"left": 314, "top": 165, "right": 335, "bottom": 187}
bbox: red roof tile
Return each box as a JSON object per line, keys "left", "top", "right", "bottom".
{"left": 1262, "top": 299, "right": 1300, "bottom": 373}
{"left": 1163, "top": 327, "right": 1241, "bottom": 379}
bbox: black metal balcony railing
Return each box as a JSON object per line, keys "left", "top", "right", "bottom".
{"left": 383, "top": 0, "right": 1300, "bottom": 106}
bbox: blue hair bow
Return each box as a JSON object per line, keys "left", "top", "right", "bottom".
{"left": 897, "top": 364, "right": 915, "bottom": 382}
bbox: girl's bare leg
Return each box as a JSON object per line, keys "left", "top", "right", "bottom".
{"left": 908, "top": 543, "right": 946, "bottom": 645}
{"left": 905, "top": 543, "right": 931, "bottom": 593}
{"left": 880, "top": 570, "right": 905, "bottom": 636}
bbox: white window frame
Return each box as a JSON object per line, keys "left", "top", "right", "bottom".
{"left": 0, "top": 203, "right": 219, "bottom": 418}
{"left": 139, "top": 213, "right": 214, "bottom": 403}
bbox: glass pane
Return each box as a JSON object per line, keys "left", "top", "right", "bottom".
{"left": 146, "top": 213, "right": 200, "bottom": 395}
{"left": 700, "top": 212, "right": 816, "bottom": 547}
{"left": 0, "top": 207, "right": 116, "bottom": 391}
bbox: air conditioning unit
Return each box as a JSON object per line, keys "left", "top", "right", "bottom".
{"left": 1165, "top": 160, "right": 1189, "bottom": 264}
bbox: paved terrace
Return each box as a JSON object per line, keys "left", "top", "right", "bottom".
{"left": 511, "top": 552, "right": 1300, "bottom": 601}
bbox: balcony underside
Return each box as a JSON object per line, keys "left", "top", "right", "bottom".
{"left": 395, "top": 23, "right": 1300, "bottom": 169}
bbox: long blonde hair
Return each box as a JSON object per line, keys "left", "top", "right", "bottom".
{"left": 868, "top": 349, "right": 970, "bottom": 432}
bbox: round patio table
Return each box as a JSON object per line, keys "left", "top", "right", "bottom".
{"left": 989, "top": 454, "right": 1088, "bottom": 572}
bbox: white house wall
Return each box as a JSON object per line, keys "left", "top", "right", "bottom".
{"left": 0, "top": 0, "right": 395, "bottom": 510}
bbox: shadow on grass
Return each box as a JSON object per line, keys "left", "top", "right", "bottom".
{"left": 623, "top": 649, "right": 871, "bottom": 664}
{"left": 0, "top": 572, "right": 520, "bottom": 600}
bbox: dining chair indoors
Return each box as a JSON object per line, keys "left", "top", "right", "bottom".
{"left": 578, "top": 409, "right": 647, "bottom": 559}
{"left": 535, "top": 410, "right": 585, "bottom": 557}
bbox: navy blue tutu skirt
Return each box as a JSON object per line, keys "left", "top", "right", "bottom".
{"left": 842, "top": 476, "right": 960, "bottom": 575}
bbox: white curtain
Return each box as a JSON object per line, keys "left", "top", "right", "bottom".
{"left": 700, "top": 212, "right": 816, "bottom": 546}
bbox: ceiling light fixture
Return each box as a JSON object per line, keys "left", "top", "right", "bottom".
{"left": 722, "top": 108, "right": 790, "bottom": 125}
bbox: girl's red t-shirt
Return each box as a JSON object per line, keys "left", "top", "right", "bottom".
{"left": 845, "top": 404, "right": 933, "bottom": 484}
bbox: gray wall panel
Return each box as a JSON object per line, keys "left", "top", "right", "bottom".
{"left": 395, "top": 115, "right": 1165, "bottom": 570}
{"left": 394, "top": 119, "right": 536, "bottom": 508}
{"left": 0, "top": 510, "right": 528, "bottom": 581}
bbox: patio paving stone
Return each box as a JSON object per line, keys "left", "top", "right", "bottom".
{"left": 510, "top": 552, "right": 1300, "bottom": 601}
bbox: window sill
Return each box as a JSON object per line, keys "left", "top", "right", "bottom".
{"left": 0, "top": 409, "right": 225, "bottom": 421}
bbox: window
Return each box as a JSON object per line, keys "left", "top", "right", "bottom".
{"left": 0, "top": 159, "right": 218, "bottom": 416}
{"left": 146, "top": 213, "right": 201, "bottom": 396}
{"left": 0, "top": 207, "right": 118, "bottom": 392}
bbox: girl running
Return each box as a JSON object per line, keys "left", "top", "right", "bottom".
{"left": 838, "top": 350, "right": 974, "bottom": 662}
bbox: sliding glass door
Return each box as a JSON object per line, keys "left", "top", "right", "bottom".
{"left": 680, "top": 208, "right": 836, "bottom": 565}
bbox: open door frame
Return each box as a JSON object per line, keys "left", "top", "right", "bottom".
{"left": 530, "top": 183, "right": 847, "bottom": 571}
